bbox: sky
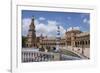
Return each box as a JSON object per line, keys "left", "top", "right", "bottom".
{"left": 22, "top": 10, "right": 90, "bottom": 37}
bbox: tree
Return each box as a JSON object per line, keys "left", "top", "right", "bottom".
{"left": 22, "top": 36, "right": 27, "bottom": 48}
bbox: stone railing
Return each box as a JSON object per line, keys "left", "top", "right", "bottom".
{"left": 62, "top": 46, "right": 90, "bottom": 59}
{"left": 22, "top": 49, "right": 56, "bottom": 62}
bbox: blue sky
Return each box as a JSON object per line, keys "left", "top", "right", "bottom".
{"left": 22, "top": 10, "right": 90, "bottom": 37}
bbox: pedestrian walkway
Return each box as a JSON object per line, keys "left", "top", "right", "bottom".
{"left": 61, "top": 48, "right": 88, "bottom": 59}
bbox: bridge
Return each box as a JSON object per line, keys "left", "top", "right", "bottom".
{"left": 61, "top": 46, "right": 89, "bottom": 59}
{"left": 22, "top": 47, "right": 86, "bottom": 62}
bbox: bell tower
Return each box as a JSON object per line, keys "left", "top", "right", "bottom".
{"left": 26, "top": 16, "right": 37, "bottom": 48}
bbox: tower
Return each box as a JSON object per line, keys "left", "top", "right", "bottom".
{"left": 56, "top": 25, "right": 61, "bottom": 51}
{"left": 26, "top": 16, "right": 37, "bottom": 48}
{"left": 71, "top": 27, "right": 75, "bottom": 47}
{"left": 57, "top": 25, "right": 61, "bottom": 40}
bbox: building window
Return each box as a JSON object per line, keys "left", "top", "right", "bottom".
{"left": 75, "top": 42, "right": 77, "bottom": 47}
{"left": 82, "top": 41, "right": 84, "bottom": 45}
{"left": 77, "top": 41, "right": 79, "bottom": 45}
{"left": 88, "top": 40, "right": 90, "bottom": 44}
{"left": 86, "top": 41, "right": 87, "bottom": 45}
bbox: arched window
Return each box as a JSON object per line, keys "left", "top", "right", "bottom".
{"left": 88, "top": 40, "right": 90, "bottom": 44}
{"left": 77, "top": 41, "right": 79, "bottom": 45}
{"left": 26, "top": 44, "right": 28, "bottom": 47}
{"left": 75, "top": 42, "right": 77, "bottom": 47}
{"left": 86, "top": 41, "right": 87, "bottom": 45}
{"left": 82, "top": 41, "right": 84, "bottom": 45}
{"left": 80, "top": 41, "right": 82, "bottom": 45}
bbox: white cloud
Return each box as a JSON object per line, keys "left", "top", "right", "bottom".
{"left": 34, "top": 19, "right": 39, "bottom": 25}
{"left": 22, "top": 18, "right": 31, "bottom": 36}
{"left": 36, "top": 20, "right": 66, "bottom": 37}
{"left": 22, "top": 18, "right": 66, "bottom": 38}
{"left": 83, "top": 18, "right": 89, "bottom": 24}
{"left": 39, "top": 17, "right": 45, "bottom": 21}
{"left": 36, "top": 23, "right": 47, "bottom": 36}
{"left": 47, "top": 20, "right": 58, "bottom": 37}
{"left": 74, "top": 26, "right": 80, "bottom": 30}
{"left": 67, "top": 26, "right": 80, "bottom": 31}
{"left": 47, "top": 20, "right": 58, "bottom": 25}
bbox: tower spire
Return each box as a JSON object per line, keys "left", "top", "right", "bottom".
{"left": 26, "top": 16, "right": 37, "bottom": 48}
{"left": 29, "top": 16, "right": 35, "bottom": 31}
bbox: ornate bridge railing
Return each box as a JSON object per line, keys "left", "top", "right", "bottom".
{"left": 22, "top": 49, "right": 55, "bottom": 62}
